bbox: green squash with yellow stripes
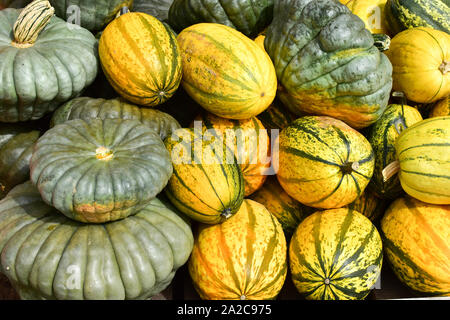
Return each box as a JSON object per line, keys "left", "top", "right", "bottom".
{"left": 164, "top": 128, "right": 245, "bottom": 224}
{"left": 276, "top": 116, "right": 375, "bottom": 209}
{"left": 290, "top": 207, "right": 383, "bottom": 300}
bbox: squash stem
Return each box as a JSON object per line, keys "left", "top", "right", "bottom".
{"left": 382, "top": 160, "right": 400, "bottom": 182}
{"left": 439, "top": 61, "right": 449, "bottom": 75}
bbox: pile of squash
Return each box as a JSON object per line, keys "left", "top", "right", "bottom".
{"left": 0, "top": 0, "right": 448, "bottom": 300}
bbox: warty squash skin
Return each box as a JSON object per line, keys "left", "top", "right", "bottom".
{"left": 264, "top": 0, "right": 393, "bottom": 129}
{"left": 188, "top": 199, "right": 287, "bottom": 300}
{"left": 177, "top": 23, "right": 277, "bottom": 120}
{"left": 381, "top": 196, "right": 450, "bottom": 296}
{"left": 276, "top": 116, "right": 375, "bottom": 209}
{"left": 385, "top": 27, "right": 450, "bottom": 104}
{"left": 30, "top": 118, "right": 173, "bottom": 223}
{"left": 99, "top": 12, "right": 182, "bottom": 107}
{"left": 429, "top": 96, "right": 450, "bottom": 118}
{"left": 0, "top": 182, "right": 194, "bottom": 300}
{"left": 289, "top": 208, "right": 383, "bottom": 300}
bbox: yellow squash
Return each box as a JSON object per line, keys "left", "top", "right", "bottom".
{"left": 429, "top": 96, "right": 450, "bottom": 118}
{"left": 341, "top": 0, "right": 389, "bottom": 34}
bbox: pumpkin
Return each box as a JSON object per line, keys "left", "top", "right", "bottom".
{"left": 0, "top": 0, "right": 30, "bottom": 9}
{"left": 340, "top": 0, "right": 389, "bottom": 34}
{"left": 290, "top": 208, "right": 383, "bottom": 300}
{"left": 192, "top": 112, "right": 271, "bottom": 197}
{"left": 381, "top": 196, "right": 450, "bottom": 296}
{"left": 429, "top": 96, "right": 450, "bottom": 118}
{"left": 347, "top": 189, "right": 386, "bottom": 222}
{"left": 385, "top": 27, "right": 450, "bottom": 104}
{"left": 51, "top": 97, "right": 181, "bottom": 141}
{"left": 264, "top": 0, "right": 393, "bottom": 129}
{"left": 132, "top": 0, "right": 173, "bottom": 22}
{"left": 49, "top": 0, "right": 133, "bottom": 32}
{"left": 257, "top": 99, "right": 296, "bottom": 135}
{"left": 30, "top": 118, "right": 173, "bottom": 223}
{"left": 0, "top": 124, "right": 40, "bottom": 200}
{"left": 99, "top": 11, "right": 182, "bottom": 107}
{"left": 367, "top": 103, "right": 423, "bottom": 199}
{"left": 164, "top": 128, "right": 245, "bottom": 224}
{"left": 384, "top": 0, "right": 450, "bottom": 36}
{"left": 249, "top": 176, "right": 311, "bottom": 239}
{"left": 188, "top": 199, "right": 287, "bottom": 300}
{"left": 383, "top": 116, "right": 450, "bottom": 205}
{"left": 0, "top": 2, "right": 98, "bottom": 123}
{"left": 168, "top": 0, "right": 274, "bottom": 38}
{"left": 276, "top": 116, "right": 375, "bottom": 209}
{"left": 0, "top": 181, "right": 194, "bottom": 300}
{"left": 176, "top": 23, "right": 277, "bottom": 120}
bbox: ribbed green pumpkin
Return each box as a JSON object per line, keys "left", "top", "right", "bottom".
{"left": 367, "top": 103, "right": 423, "bottom": 199}
{"left": 384, "top": 0, "right": 450, "bottom": 36}
{"left": 347, "top": 189, "right": 386, "bottom": 222}
{"left": 0, "top": 124, "right": 40, "bottom": 200}
{"left": 0, "top": 3, "right": 98, "bottom": 123}
{"left": 51, "top": 97, "right": 181, "bottom": 140}
{"left": 290, "top": 208, "right": 383, "bottom": 300}
{"left": 168, "top": 0, "right": 274, "bottom": 38}
{"left": 0, "top": 182, "right": 194, "bottom": 300}
{"left": 49, "top": 0, "right": 133, "bottom": 32}
{"left": 265, "top": 0, "right": 393, "bottom": 129}
{"left": 30, "top": 118, "right": 173, "bottom": 223}
{"left": 132, "top": 0, "right": 173, "bottom": 21}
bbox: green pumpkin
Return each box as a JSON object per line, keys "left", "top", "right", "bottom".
{"left": 49, "top": 0, "right": 133, "bottom": 32}
{"left": 0, "top": 181, "right": 193, "bottom": 300}
{"left": 265, "top": 0, "right": 393, "bottom": 129}
{"left": 51, "top": 97, "right": 181, "bottom": 141}
{"left": 0, "top": 4, "right": 98, "bottom": 123}
{"left": 0, "top": 124, "right": 40, "bottom": 200}
{"left": 132, "top": 0, "right": 173, "bottom": 21}
{"left": 30, "top": 118, "right": 173, "bottom": 223}
{"left": 168, "top": 0, "right": 274, "bottom": 38}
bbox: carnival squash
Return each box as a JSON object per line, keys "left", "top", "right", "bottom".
{"left": 177, "top": 23, "right": 277, "bottom": 120}
{"left": 276, "top": 116, "right": 375, "bottom": 209}
{"left": 429, "top": 96, "right": 450, "bottom": 118}
{"left": 188, "top": 199, "right": 287, "bottom": 300}
{"left": 341, "top": 0, "right": 388, "bottom": 34}
{"left": 30, "top": 118, "right": 173, "bottom": 223}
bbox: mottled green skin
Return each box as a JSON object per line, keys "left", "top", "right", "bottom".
{"left": 49, "top": 0, "right": 133, "bottom": 32}
{"left": 265, "top": 0, "right": 393, "bottom": 129}
{"left": 0, "top": 124, "right": 39, "bottom": 200}
{"left": 133, "top": 0, "right": 173, "bottom": 21}
{"left": 168, "top": 0, "right": 274, "bottom": 38}
{"left": 30, "top": 118, "right": 173, "bottom": 223}
{"left": 0, "top": 9, "right": 98, "bottom": 123}
{"left": 51, "top": 97, "right": 181, "bottom": 141}
{"left": 0, "top": 182, "right": 193, "bottom": 300}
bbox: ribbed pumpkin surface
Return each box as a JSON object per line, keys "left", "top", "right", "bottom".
{"left": 276, "top": 116, "right": 374, "bottom": 209}
{"left": 188, "top": 199, "right": 287, "bottom": 300}
{"left": 164, "top": 128, "right": 245, "bottom": 224}
{"left": 429, "top": 96, "right": 450, "bottom": 118}
{"left": 99, "top": 12, "right": 182, "bottom": 107}
{"left": 177, "top": 23, "right": 277, "bottom": 120}
{"left": 193, "top": 112, "right": 271, "bottom": 196}
{"left": 394, "top": 116, "right": 450, "bottom": 204}
{"left": 367, "top": 104, "right": 423, "bottom": 199}
{"left": 341, "top": 0, "right": 389, "bottom": 34}
{"left": 290, "top": 208, "right": 383, "bottom": 300}
{"left": 381, "top": 196, "right": 450, "bottom": 296}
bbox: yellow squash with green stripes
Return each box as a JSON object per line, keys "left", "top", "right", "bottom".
{"left": 99, "top": 12, "right": 182, "bottom": 107}
{"left": 188, "top": 199, "right": 287, "bottom": 300}
{"left": 276, "top": 116, "right": 375, "bottom": 209}
{"left": 164, "top": 128, "right": 245, "bottom": 224}
{"left": 290, "top": 207, "right": 383, "bottom": 300}
{"left": 429, "top": 96, "right": 450, "bottom": 118}
{"left": 381, "top": 196, "right": 450, "bottom": 296}
{"left": 176, "top": 23, "right": 277, "bottom": 120}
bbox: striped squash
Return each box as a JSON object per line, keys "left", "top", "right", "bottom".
{"left": 99, "top": 12, "right": 182, "bottom": 107}
{"left": 384, "top": 0, "right": 450, "bottom": 35}
{"left": 276, "top": 116, "right": 375, "bottom": 209}
{"left": 381, "top": 196, "right": 450, "bottom": 296}
{"left": 193, "top": 112, "right": 271, "bottom": 196}
{"left": 367, "top": 103, "right": 423, "bottom": 199}
{"left": 429, "top": 96, "right": 450, "bottom": 118}
{"left": 188, "top": 199, "right": 287, "bottom": 300}
{"left": 384, "top": 116, "right": 450, "bottom": 205}
{"left": 250, "top": 176, "right": 311, "bottom": 239}
{"left": 340, "top": 0, "right": 389, "bottom": 34}
{"left": 257, "top": 99, "right": 296, "bottom": 135}
{"left": 290, "top": 208, "right": 383, "bottom": 300}
{"left": 176, "top": 23, "right": 277, "bottom": 120}
{"left": 164, "top": 128, "right": 245, "bottom": 224}
{"left": 347, "top": 189, "right": 386, "bottom": 222}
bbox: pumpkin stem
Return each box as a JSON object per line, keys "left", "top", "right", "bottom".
{"left": 382, "top": 160, "right": 400, "bottom": 182}
{"left": 96, "top": 147, "right": 114, "bottom": 161}
{"left": 221, "top": 208, "right": 232, "bottom": 219}
{"left": 372, "top": 33, "right": 391, "bottom": 52}
{"left": 12, "top": 0, "right": 54, "bottom": 48}
{"left": 439, "top": 61, "right": 449, "bottom": 75}
{"left": 116, "top": 6, "right": 130, "bottom": 18}
{"left": 341, "top": 161, "right": 359, "bottom": 175}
